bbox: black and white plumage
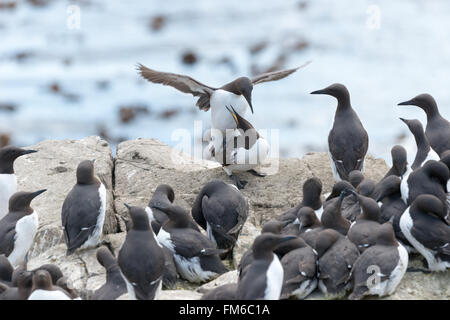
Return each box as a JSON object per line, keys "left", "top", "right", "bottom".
{"left": 137, "top": 62, "right": 310, "bottom": 136}
{"left": 400, "top": 160, "right": 449, "bottom": 211}
{"left": 62, "top": 160, "right": 106, "bottom": 256}
{"left": 209, "top": 105, "right": 270, "bottom": 189}
{"left": 91, "top": 246, "right": 127, "bottom": 300}
{"left": 145, "top": 184, "right": 175, "bottom": 234}
{"left": 0, "top": 147, "right": 37, "bottom": 220}
{"left": 277, "top": 177, "right": 323, "bottom": 223}
{"left": 27, "top": 270, "right": 72, "bottom": 300}
{"left": 398, "top": 94, "right": 450, "bottom": 157}
{"left": 311, "top": 83, "right": 369, "bottom": 182}
{"left": 280, "top": 238, "right": 318, "bottom": 300}
{"left": 0, "top": 190, "right": 45, "bottom": 268}
{"left": 349, "top": 222, "right": 408, "bottom": 299}
{"left": 400, "top": 118, "right": 440, "bottom": 170}
{"left": 400, "top": 194, "right": 450, "bottom": 271}
{"left": 118, "top": 204, "right": 165, "bottom": 300}
{"left": 315, "top": 229, "right": 360, "bottom": 299}
{"left": 192, "top": 180, "right": 248, "bottom": 255}
{"left": 237, "top": 234, "right": 296, "bottom": 300}
{"left": 440, "top": 151, "right": 450, "bottom": 207}
{"left": 347, "top": 193, "right": 381, "bottom": 253}
{"left": 154, "top": 202, "right": 228, "bottom": 283}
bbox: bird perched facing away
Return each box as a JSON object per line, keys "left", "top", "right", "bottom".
{"left": 137, "top": 61, "right": 310, "bottom": 136}
{"left": 380, "top": 145, "right": 408, "bottom": 181}
{"left": 398, "top": 94, "right": 450, "bottom": 157}
{"left": 0, "top": 190, "right": 46, "bottom": 267}
{"left": 400, "top": 194, "right": 450, "bottom": 271}
{"left": 154, "top": 202, "right": 228, "bottom": 283}
{"left": 61, "top": 160, "right": 107, "bottom": 256}
{"left": 207, "top": 105, "right": 269, "bottom": 189}
{"left": 0, "top": 146, "right": 37, "bottom": 220}
{"left": 237, "top": 233, "right": 296, "bottom": 300}
{"left": 315, "top": 229, "right": 360, "bottom": 299}
{"left": 310, "top": 83, "right": 369, "bottom": 182}
{"left": 348, "top": 222, "right": 408, "bottom": 300}
{"left": 118, "top": 204, "right": 165, "bottom": 300}
{"left": 191, "top": 179, "right": 248, "bottom": 256}
{"left": 27, "top": 270, "right": 72, "bottom": 300}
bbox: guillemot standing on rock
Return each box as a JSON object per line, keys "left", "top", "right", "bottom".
{"left": 209, "top": 105, "right": 270, "bottom": 189}
{"left": 154, "top": 202, "right": 228, "bottom": 283}
{"left": 191, "top": 180, "right": 248, "bottom": 257}
{"left": 62, "top": 160, "right": 107, "bottom": 256}
{"left": 398, "top": 94, "right": 450, "bottom": 156}
{"left": 0, "top": 190, "right": 45, "bottom": 267}
{"left": 237, "top": 233, "right": 296, "bottom": 300}
{"left": 137, "top": 62, "right": 310, "bottom": 136}
{"left": 118, "top": 204, "right": 165, "bottom": 300}
{"left": 315, "top": 229, "right": 360, "bottom": 299}
{"left": 277, "top": 177, "right": 323, "bottom": 222}
{"left": 91, "top": 246, "right": 127, "bottom": 300}
{"left": 0, "top": 146, "right": 37, "bottom": 220}
{"left": 348, "top": 222, "right": 408, "bottom": 299}
{"left": 311, "top": 83, "right": 369, "bottom": 182}
{"left": 400, "top": 194, "right": 450, "bottom": 271}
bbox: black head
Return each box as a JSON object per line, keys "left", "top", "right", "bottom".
{"left": 151, "top": 202, "right": 190, "bottom": 229}
{"left": 375, "top": 175, "right": 401, "bottom": 202}
{"left": 326, "top": 181, "right": 355, "bottom": 201}
{"left": 390, "top": 145, "right": 407, "bottom": 176}
{"left": 310, "top": 83, "right": 350, "bottom": 104}
{"left": 124, "top": 204, "right": 151, "bottom": 231}
{"left": 8, "top": 189, "right": 46, "bottom": 214}
{"left": 348, "top": 170, "right": 364, "bottom": 188}
{"left": 357, "top": 194, "right": 380, "bottom": 221}
{"left": 251, "top": 233, "right": 297, "bottom": 259}
{"left": 398, "top": 94, "right": 439, "bottom": 117}
{"left": 261, "top": 220, "right": 287, "bottom": 234}
{"left": 151, "top": 184, "right": 175, "bottom": 204}
{"left": 375, "top": 222, "right": 398, "bottom": 246}
{"left": 412, "top": 194, "right": 448, "bottom": 221}
{"left": 32, "top": 270, "right": 53, "bottom": 290}
{"left": 422, "top": 160, "right": 450, "bottom": 186}
{"left": 234, "top": 77, "right": 254, "bottom": 114}
{"left": 0, "top": 146, "right": 37, "bottom": 174}
{"left": 297, "top": 206, "right": 321, "bottom": 228}
{"left": 356, "top": 179, "right": 376, "bottom": 197}
{"left": 302, "top": 177, "right": 322, "bottom": 208}
{"left": 399, "top": 118, "right": 425, "bottom": 137}
{"left": 96, "top": 246, "right": 117, "bottom": 269}
{"left": 314, "top": 229, "right": 340, "bottom": 257}
{"left": 76, "top": 160, "right": 99, "bottom": 185}
{"left": 32, "top": 264, "right": 63, "bottom": 285}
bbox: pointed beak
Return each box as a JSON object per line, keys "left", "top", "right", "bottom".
{"left": 243, "top": 91, "right": 253, "bottom": 114}
{"left": 20, "top": 149, "right": 38, "bottom": 156}
{"left": 310, "top": 88, "right": 328, "bottom": 95}
{"left": 398, "top": 99, "right": 414, "bottom": 106}
{"left": 225, "top": 105, "right": 239, "bottom": 126}
{"left": 31, "top": 189, "right": 46, "bottom": 199}
{"left": 123, "top": 203, "right": 131, "bottom": 210}
{"left": 399, "top": 117, "right": 407, "bottom": 124}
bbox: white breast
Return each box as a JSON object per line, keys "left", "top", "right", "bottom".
{"left": 264, "top": 254, "right": 284, "bottom": 300}
{"left": 210, "top": 90, "right": 249, "bottom": 132}
{"left": 0, "top": 174, "right": 17, "bottom": 220}
{"left": 223, "top": 137, "right": 270, "bottom": 173}
{"left": 81, "top": 183, "right": 106, "bottom": 249}
{"left": 156, "top": 228, "right": 174, "bottom": 252}
{"left": 28, "top": 289, "right": 72, "bottom": 300}
{"left": 173, "top": 254, "right": 217, "bottom": 283}
{"left": 400, "top": 166, "right": 412, "bottom": 204}
{"left": 8, "top": 211, "right": 38, "bottom": 268}
{"left": 315, "top": 206, "right": 324, "bottom": 221}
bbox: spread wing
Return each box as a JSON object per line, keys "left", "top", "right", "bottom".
{"left": 137, "top": 64, "right": 217, "bottom": 111}
{"left": 251, "top": 61, "right": 311, "bottom": 85}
